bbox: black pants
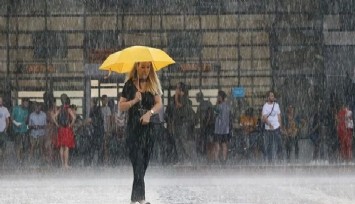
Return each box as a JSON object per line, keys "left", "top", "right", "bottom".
{"left": 127, "top": 125, "right": 155, "bottom": 202}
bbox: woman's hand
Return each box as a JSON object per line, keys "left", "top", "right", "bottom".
{"left": 135, "top": 91, "right": 142, "bottom": 103}
{"left": 140, "top": 112, "right": 151, "bottom": 125}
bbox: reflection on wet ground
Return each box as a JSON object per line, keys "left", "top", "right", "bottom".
{"left": 1, "top": 165, "right": 355, "bottom": 204}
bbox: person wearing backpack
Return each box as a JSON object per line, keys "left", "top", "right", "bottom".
{"left": 52, "top": 94, "right": 76, "bottom": 169}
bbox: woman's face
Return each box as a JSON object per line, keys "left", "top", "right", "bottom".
{"left": 137, "top": 62, "right": 151, "bottom": 80}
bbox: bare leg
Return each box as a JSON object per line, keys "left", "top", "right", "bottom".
{"left": 16, "top": 146, "right": 23, "bottom": 164}
{"left": 28, "top": 143, "right": 34, "bottom": 163}
{"left": 64, "top": 146, "right": 70, "bottom": 169}
{"left": 42, "top": 137, "right": 50, "bottom": 164}
{"left": 104, "top": 133, "right": 109, "bottom": 165}
{"left": 206, "top": 143, "right": 214, "bottom": 161}
{"left": 59, "top": 146, "right": 65, "bottom": 168}
{"left": 221, "top": 142, "right": 228, "bottom": 161}
{"left": 213, "top": 142, "right": 220, "bottom": 161}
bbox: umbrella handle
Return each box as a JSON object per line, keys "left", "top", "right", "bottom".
{"left": 104, "top": 70, "right": 112, "bottom": 79}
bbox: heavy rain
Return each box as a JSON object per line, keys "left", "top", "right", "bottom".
{"left": 0, "top": 0, "right": 355, "bottom": 203}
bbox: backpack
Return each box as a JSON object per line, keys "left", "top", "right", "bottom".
{"left": 58, "top": 107, "right": 70, "bottom": 127}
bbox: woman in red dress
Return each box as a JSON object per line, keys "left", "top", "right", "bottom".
{"left": 52, "top": 94, "right": 76, "bottom": 169}
{"left": 336, "top": 104, "right": 353, "bottom": 162}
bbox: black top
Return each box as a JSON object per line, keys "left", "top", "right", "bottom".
{"left": 121, "top": 79, "right": 159, "bottom": 127}
{"left": 89, "top": 106, "right": 104, "bottom": 131}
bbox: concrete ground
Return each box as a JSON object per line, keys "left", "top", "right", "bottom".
{"left": 0, "top": 164, "right": 355, "bottom": 204}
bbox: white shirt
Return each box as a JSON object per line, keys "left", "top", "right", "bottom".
{"left": 29, "top": 111, "right": 47, "bottom": 138}
{"left": 0, "top": 106, "right": 10, "bottom": 132}
{"left": 262, "top": 102, "right": 281, "bottom": 130}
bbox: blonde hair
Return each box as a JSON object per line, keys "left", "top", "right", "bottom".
{"left": 126, "top": 62, "right": 163, "bottom": 95}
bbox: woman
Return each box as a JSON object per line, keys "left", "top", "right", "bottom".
{"left": 171, "top": 82, "right": 195, "bottom": 163}
{"left": 53, "top": 94, "right": 76, "bottom": 169}
{"left": 87, "top": 97, "right": 104, "bottom": 166}
{"left": 337, "top": 103, "right": 353, "bottom": 162}
{"left": 282, "top": 105, "right": 299, "bottom": 162}
{"left": 240, "top": 107, "right": 258, "bottom": 159}
{"left": 119, "top": 61, "right": 162, "bottom": 204}
{"left": 46, "top": 99, "right": 58, "bottom": 165}
{"left": 213, "top": 90, "right": 231, "bottom": 163}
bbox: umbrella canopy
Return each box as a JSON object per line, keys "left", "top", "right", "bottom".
{"left": 99, "top": 45, "right": 175, "bottom": 73}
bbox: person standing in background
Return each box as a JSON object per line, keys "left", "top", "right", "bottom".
{"left": 196, "top": 92, "right": 213, "bottom": 158}
{"left": 0, "top": 97, "right": 10, "bottom": 165}
{"left": 282, "top": 105, "right": 299, "bottom": 163}
{"left": 28, "top": 103, "right": 47, "bottom": 163}
{"left": 337, "top": 103, "right": 353, "bottom": 163}
{"left": 213, "top": 90, "right": 231, "bottom": 164}
{"left": 309, "top": 106, "right": 322, "bottom": 161}
{"left": 88, "top": 97, "right": 104, "bottom": 166}
{"left": 12, "top": 97, "right": 29, "bottom": 165}
{"left": 53, "top": 94, "right": 76, "bottom": 169}
{"left": 100, "top": 95, "right": 112, "bottom": 165}
{"left": 172, "top": 82, "right": 196, "bottom": 164}
{"left": 262, "top": 91, "right": 282, "bottom": 163}
{"left": 46, "top": 99, "right": 58, "bottom": 166}
{"left": 239, "top": 107, "right": 258, "bottom": 160}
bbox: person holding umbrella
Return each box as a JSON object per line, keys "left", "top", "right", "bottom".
{"left": 101, "top": 45, "right": 174, "bottom": 204}
{"left": 119, "top": 61, "right": 163, "bottom": 204}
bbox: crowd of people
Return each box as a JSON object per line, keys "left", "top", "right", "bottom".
{"left": 0, "top": 88, "right": 354, "bottom": 169}
{"left": 0, "top": 93, "right": 126, "bottom": 169}
{"left": 164, "top": 89, "right": 354, "bottom": 165}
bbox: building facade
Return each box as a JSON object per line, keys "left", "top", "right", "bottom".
{"left": 0, "top": 0, "right": 354, "bottom": 118}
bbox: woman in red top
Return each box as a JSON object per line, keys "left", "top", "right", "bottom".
{"left": 336, "top": 104, "right": 353, "bottom": 162}
{"left": 52, "top": 94, "right": 76, "bottom": 169}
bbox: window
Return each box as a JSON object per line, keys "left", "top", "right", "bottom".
{"left": 84, "top": 30, "right": 119, "bottom": 50}
{"left": 195, "top": 0, "right": 225, "bottom": 14}
{"left": 168, "top": 32, "right": 202, "bottom": 58}
{"left": 33, "top": 31, "right": 68, "bottom": 59}
{"left": 14, "top": 0, "right": 45, "bottom": 14}
{"left": 85, "top": 0, "right": 120, "bottom": 12}
{"left": 84, "top": 30, "right": 119, "bottom": 63}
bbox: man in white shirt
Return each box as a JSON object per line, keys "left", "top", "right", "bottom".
{"left": 0, "top": 97, "right": 10, "bottom": 163}
{"left": 262, "top": 91, "right": 283, "bottom": 163}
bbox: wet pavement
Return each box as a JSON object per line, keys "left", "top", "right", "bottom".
{"left": 1, "top": 164, "right": 355, "bottom": 204}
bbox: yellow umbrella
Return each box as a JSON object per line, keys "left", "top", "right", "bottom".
{"left": 100, "top": 45, "right": 175, "bottom": 74}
